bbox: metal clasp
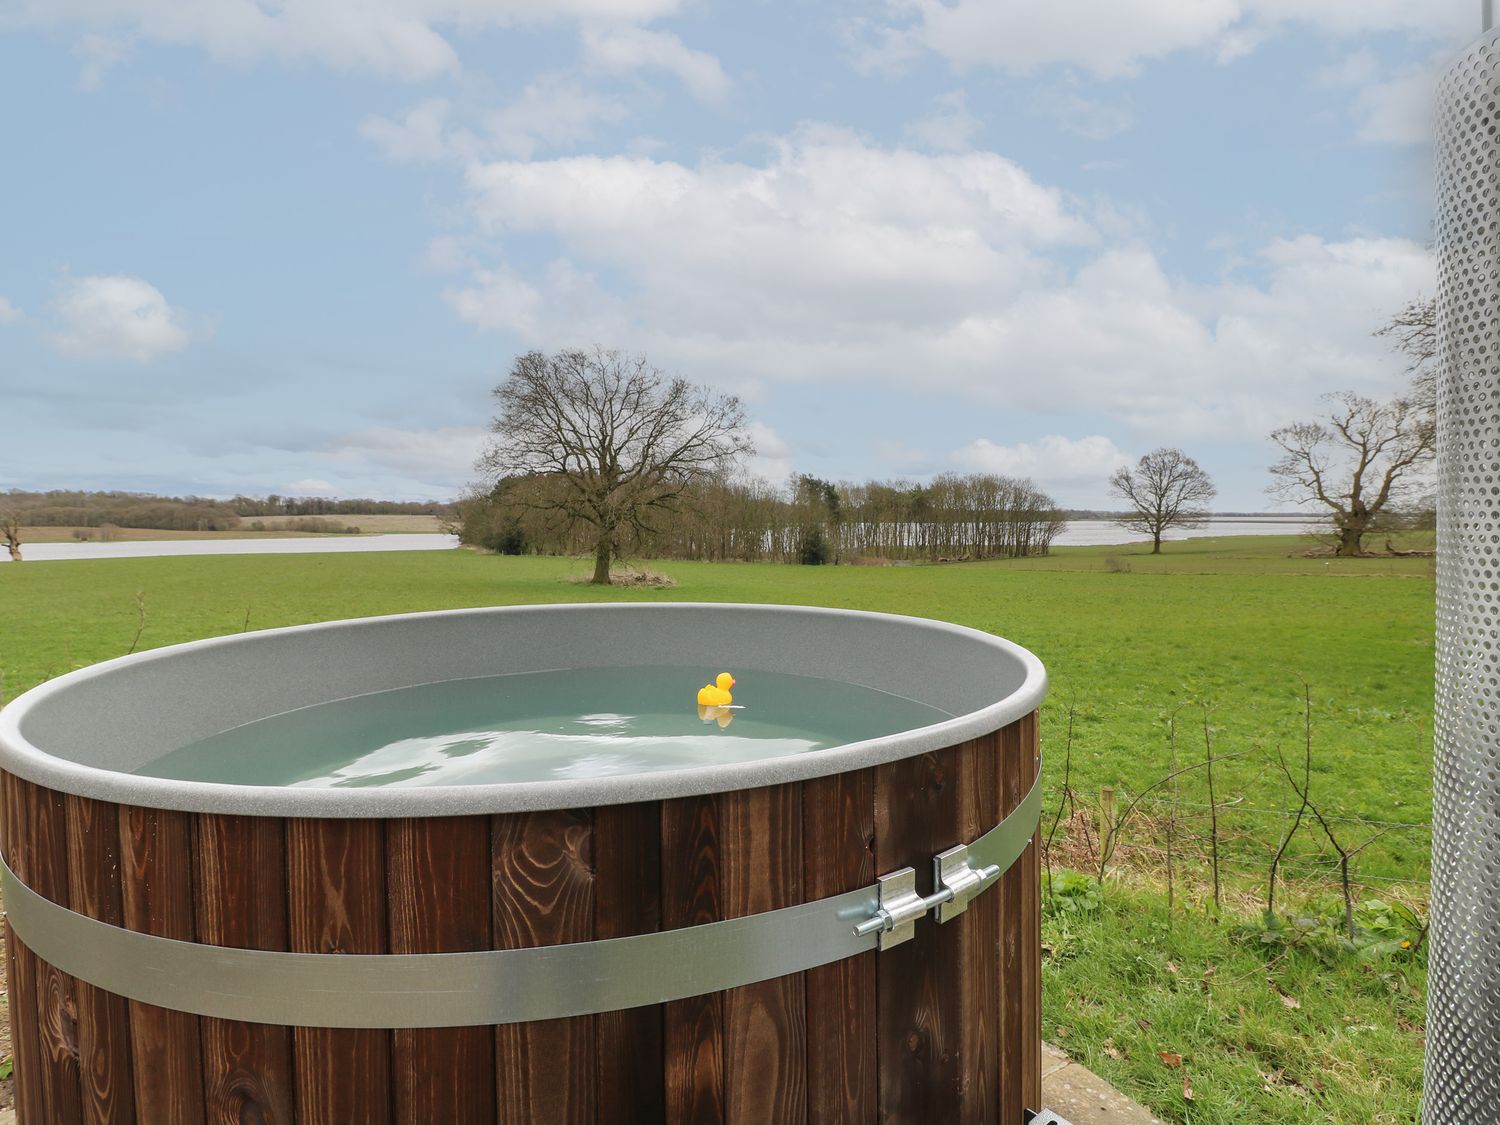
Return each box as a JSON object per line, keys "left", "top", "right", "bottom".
{"left": 851, "top": 845, "right": 1004, "bottom": 949}
{"left": 932, "top": 842, "right": 1002, "bottom": 924}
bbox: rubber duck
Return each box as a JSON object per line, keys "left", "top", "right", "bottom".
{"left": 696, "top": 672, "right": 736, "bottom": 707}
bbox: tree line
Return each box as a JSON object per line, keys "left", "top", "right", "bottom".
{"left": 455, "top": 468, "right": 1067, "bottom": 565}
{"left": 0, "top": 490, "right": 454, "bottom": 533}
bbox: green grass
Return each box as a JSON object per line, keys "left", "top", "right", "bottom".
{"left": 1043, "top": 879, "right": 1424, "bottom": 1124}
{"left": 0, "top": 537, "right": 1433, "bottom": 1121}
{"left": 0, "top": 537, "right": 1436, "bottom": 881}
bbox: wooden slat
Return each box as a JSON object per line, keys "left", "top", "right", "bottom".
{"left": 119, "top": 804, "right": 206, "bottom": 1125}
{"left": 64, "top": 793, "right": 136, "bottom": 1125}
{"left": 492, "top": 810, "right": 596, "bottom": 1125}
{"left": 193, "top": 813, "right": 295, "bottom": 1125}
{"left": 286, "top": 818, "right": 390, "bottom": 1125}
{"left": 593, "top": 802, "right": 664, "bottom": 1124}
{"left": 802, "top": 770, "right": 876, "bottom": 1125}
{"left": 998, "top": 718, "right": 1030, "bottom": 1119}
{"left": 3, "top": 773, "right": 44, "bottom": 1125}
{"left": 388, "top": 816, "right": 494, "bottom": 1125}
{"left": 1020, "top": 712, "right": 1044, "bottom": 1111}
{"left": 874, "top": 747, "right": 964, "bottom": 1124}
{"left": 24, "top": 780, "right": 86, "bottom": 1125}
{"left": 660, "top": 795, "right": 724, "bottom": 1124}
{"left": 721, "top": 784, "right": 806, "bottom": 1125}
{"left": 958, "top": 735, "right": 1002, "bottom": 1125}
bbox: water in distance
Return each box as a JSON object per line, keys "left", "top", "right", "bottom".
{"left": 135, "top": 665, "right": 953, "bottom": 788}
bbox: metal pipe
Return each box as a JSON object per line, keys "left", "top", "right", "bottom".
{"left": 1487, "top": 0, "right": 1494, "bottom": 32}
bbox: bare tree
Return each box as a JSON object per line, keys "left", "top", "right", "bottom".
{"left": 1268, "top": 388, "right": 1434, "bottom": 557}
{"left": 1375, "top": 296, "right": 1436, "bottom": 412}
{"left": 0, "top": 511, "right": 21, "bottom": 562}
{"left": 1108, "top": 448, "right": 1217, "bottom": 554}
{"left": 479, "top": 348, "right": 752, "bottom": 585}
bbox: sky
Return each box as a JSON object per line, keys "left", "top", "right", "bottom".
{"left": 0, "top": 0, "right": 1477, "bottom": 509}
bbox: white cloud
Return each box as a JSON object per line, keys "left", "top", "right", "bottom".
{"left": 741, "top": 421, "right": 795, "bottom": 485}
{"left": 1029, "top": 81, "right": 1135, "bottom": 140}
{"left": 581, "top": 26, "right": 730, "bottom": 101}
{"left": 860, "top": 0, "right": 1473, "bottom": 79}
{"left": 325, "top": 425, "right": 488, "bottom": 483}
{"left": 48, "top": 275, "right": 204, "bottom": 361}
{"left": 286, "top": 478, "right": 338, "bottom": 496}
{"left": 439, "top": 129, "right": 1433, "bottom": 447}
{"left": 0, "top": 296, "right": 22, "bottom": 324}
{"left": 1349, "top": 63, "right": 1437, "bottom": 145}
{"left": 905, "top": 91, "right": 981, "bottom": 152}
{"left": 362, "top": 77, "right": 629, "bottom": 164}
{"left": 360, "top": 97, "right": 455, "bottom": 162}
{"left": 1313, "top": 49, "right": 1437, "bottom": 146}
{"left": 952, "top": 434, "right": 1131, "bottom": 491}
{"left": 11, "top": 0, "right": 686, "bottom": 82}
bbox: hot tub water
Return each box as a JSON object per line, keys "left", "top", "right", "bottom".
{"left": 133, "top": 665, "right": 952, "bottom": 788}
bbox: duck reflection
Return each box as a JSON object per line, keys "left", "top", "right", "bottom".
{"left": 698, "top": 703, "right": 736, "bottom": 729}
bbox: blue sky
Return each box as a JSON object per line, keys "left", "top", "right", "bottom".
{"left": 0, "top": 0, "right": 1474, "bottom": 508}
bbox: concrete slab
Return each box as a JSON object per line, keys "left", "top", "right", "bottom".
{"left": 1040, "top": 1042, "right": 1166, "bottom": 1125}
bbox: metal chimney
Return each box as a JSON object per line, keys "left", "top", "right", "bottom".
{"left": 1431, "top": 16, "right": 1500, "bottom": 1119}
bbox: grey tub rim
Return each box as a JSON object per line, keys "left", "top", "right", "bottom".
{"left": 0, "top": 602, "right": 1047, "bottom": 817}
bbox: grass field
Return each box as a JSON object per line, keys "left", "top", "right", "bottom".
{"left": 0, "top": 535, "right": 1435, "bottom": 878}
{"left": 0, "top": 536, "right": 1432, "bottom": 1122}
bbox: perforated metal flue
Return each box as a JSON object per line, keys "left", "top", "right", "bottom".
{"left": 1433, "top": 30, "right": 1500, "bottom": 1121}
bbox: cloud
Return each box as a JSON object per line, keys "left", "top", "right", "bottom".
{"left": 580, "top": 26, "right": 730, "bottom": 101}
{"left": 0, "top": 296, "right": 22, "bottom": 324}
{"left": 438, "top": 128, "right": 1432, "bottom": 447}
{"left": 858, "top": 0, "right": 1473, "bottom": 79}
{"left": 47, "top": 275, "right": 205, "bottom": 361}
{"left": 905, "top": 90, "right": 981, "bottom": 152}
{"left": 11, "top": 0, "right": 686, "bottom": 82}
{"left": 1313, "top": 49, "right": 1437, "bottom": 146}
{"left": 286, "top": 478, "right": 338, "bottom": 496}
{"left": 325, "top": 425, "right": 488, "bottom": 483}
{"left": 741, "top": 421, "right": 795, "bottom": 485}
{"left": 362, "top": 77, "right": 629, "bottom": 164}
{"left": 1028, "top": 81, "right": 1135, "bottom": 140}
{"left": 951, "top": 434, "right": 1131, "bottom": 493}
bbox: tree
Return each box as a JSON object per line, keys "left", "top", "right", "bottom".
{"left": 1268, "top": 389, "right": 1435, "bottom": 557}
{"left": 1108, "top": 448, "right": 1217, "bottom": 554}
{"left": 0, "top": 511, "right": 20, "bottom": 562}
{"left": 479, "top": 347, "right": 752, "bottom": 584}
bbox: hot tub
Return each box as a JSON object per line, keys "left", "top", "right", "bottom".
{"left": 0, "top": 602, "right": 1047, "bottom": 1124}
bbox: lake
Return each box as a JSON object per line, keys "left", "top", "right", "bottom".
{"left": 0, "top": 518, "right": 1321, "bottom": 563}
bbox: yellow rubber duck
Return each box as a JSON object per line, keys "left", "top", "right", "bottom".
{"left": 696, "top": 672, "right": 736, "bottom": 707}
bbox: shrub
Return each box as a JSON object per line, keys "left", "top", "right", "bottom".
{"left": 799, "top": 527, "right": 830, "bottom": 565}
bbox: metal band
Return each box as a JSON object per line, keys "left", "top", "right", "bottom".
{"left": 2, "top": 772, "right": 1040, "bottom": 1028}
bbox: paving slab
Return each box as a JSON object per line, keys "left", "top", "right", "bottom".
{"left": 1040, "top": 1042, "right": 1166, "bottom": 1125}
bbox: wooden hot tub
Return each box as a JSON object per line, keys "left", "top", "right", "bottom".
{"left": 0, "top": 603, "right": 1046, "bottom": 1124}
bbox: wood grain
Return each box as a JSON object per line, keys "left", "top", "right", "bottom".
{"left": 802, "top": 770, "right": 876, "bottom": 1125}
{"left": 24, "top": 780, "right": 85, "bottom": 1125}
{"left": 660, "top": 794, "right": 724, "bottom": 1125}
{"left": 1020, "top": 711, "right": 1043, "bottom": 1111}
{"left": 64, "top": 794, "right": 136, "bottom": 1125}
{"left": 721, "top": 784, "right": 807, "bottom": 1125}
{"left": 593, "top": 802, "right": 664, "bottom": 1125}
{"left": 958, "top": 736, "right": 1001, "bottom": 1125}
{"left": 3, "top": 773, "right": 44, "bottom": 1125}
{"left": 388, "top": 816, "right": 494, "bottom": 1125}
{"left": 874, "top": 747, "right": 963, "bottom": 1124}
{"left": 286, "top": 817, "right": 390, "bottom": 1125}
{"left": 492, "top": 809, "right": 596, "bottom": 1125}
{"left": 193, "top": 813, "right": 295, "bottom": 1125}
{"left": 119, "top": 804, "right": 207, "bottom": 1125}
